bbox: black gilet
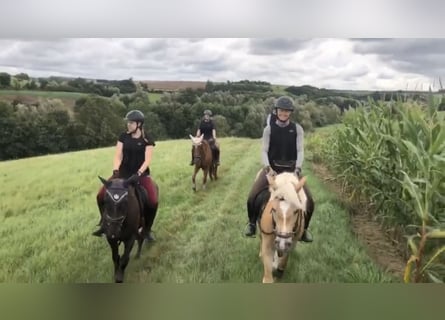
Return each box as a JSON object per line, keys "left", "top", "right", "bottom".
{"left": 267, "top": 121, "right": 297, "bottom": 173}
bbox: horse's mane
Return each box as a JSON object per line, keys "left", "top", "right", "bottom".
{"left": 269, "top": 172, "right": 307, "bottom": 212}
{"left": 191, "top": 136, "right": 211, "bottom": 155}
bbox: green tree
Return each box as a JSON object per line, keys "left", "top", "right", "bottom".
{"left": 15, "top": 73, "right": 30, "bottom": 81}
{"left": 212, "top": 115, "right": 230, "bottom": 137}
{"left": 0, "top": 72, "right": 11, "bottom": 87}
{"left": 144, "top": 111, "right": 167, "bottom": 140}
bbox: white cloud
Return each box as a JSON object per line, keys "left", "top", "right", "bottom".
{"left": 0, "top": 38, "right": 442, "bottom": 91}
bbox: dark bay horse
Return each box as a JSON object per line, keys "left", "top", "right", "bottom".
{"left": 98, "top": 175, "right": 146, "bottom": 283}
{"left": 189, "top": 134, "right": 217, "bottom": 191}
{"left": 258, "top": 172, "right": 307, "bottom": 283}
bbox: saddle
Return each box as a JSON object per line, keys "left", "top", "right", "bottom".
{"left": 271, "top": 160, "right": 295, "bottom": 173}
{"left": 133, "top": 184, "right": 149, "bottom": 227}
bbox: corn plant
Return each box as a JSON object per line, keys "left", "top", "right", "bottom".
{"left": 316, "top": 99, "right": 445, "bottom": 282}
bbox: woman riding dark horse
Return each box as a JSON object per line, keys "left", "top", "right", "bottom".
{"left": 189, "top": 109, "right": 220, "bottom": 166}
{"left": 93, "top": 110, "right": 159, "bottom": 242}
{"left": 97, "top": 175, "right": 146, "bottom": 283}
{"left": 244, "top": 96, "right": 315, "bottom": 242}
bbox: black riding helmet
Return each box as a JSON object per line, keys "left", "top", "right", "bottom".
{"left": 124, "top": 110, "right": 145, "bottom": 125}
{"left": 203, "top": 109, "right": 212, "bottom": 116}
{"left": 275, "top": 96, "right": 295, "bottom": 111}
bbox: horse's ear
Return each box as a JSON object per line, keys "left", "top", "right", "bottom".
{"left": 98, "top": 176, "right": 111, "bottom": 188}
{"left": 266, "top": 172, "right": 277, "bottom": 189}
{"left": 189, "top": 134, "right": 194, "bottom": 140}
{"left": 199, "top": 134, "right": 204, "bottom": 140}
{"left": 292, "top": 176, "right": 306, "bottom": 192}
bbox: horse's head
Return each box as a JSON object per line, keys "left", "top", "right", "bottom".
{"left": 265, "top": 172, "right": 307, "bottom": 256}
{"left": 190, "top": 134, "right": 205, "bottom": 165}
{"left": 98, "top": 175, "right": 139, "bottom": 239}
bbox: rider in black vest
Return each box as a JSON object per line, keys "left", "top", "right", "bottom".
{"left": 189, "top": 109, "right": 220, "bottom": 166}
{"left": 244, "top": 96, "right": 315, "bottom": 242}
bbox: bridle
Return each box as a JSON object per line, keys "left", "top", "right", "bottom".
{"left": 104, "top": 187, "right": 129, "bottom": 226}
{"left": 192, "top": 140, "right": 205, "bottom": 162}
{"left": 260, "top": 198, "right": 304, "bottom": 239}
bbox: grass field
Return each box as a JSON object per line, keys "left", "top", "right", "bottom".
{"left": 0, "top": 89, "right": 87, "bottom": 99}
{"left": 0, "top": 89, "right": 87, "bottom": 109}
{"left": 0, "top": 137, "right": 397, "bottom": 283}
{"left": 148, "top": 92, "right": 163, "bottom": 103}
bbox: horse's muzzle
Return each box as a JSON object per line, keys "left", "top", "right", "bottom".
{"left": 275, "top": 236, "right": 293, "bottom": 254}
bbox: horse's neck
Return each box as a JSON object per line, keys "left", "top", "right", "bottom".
{"left": 200, "top": 142, "right": 210, "bottom": 156}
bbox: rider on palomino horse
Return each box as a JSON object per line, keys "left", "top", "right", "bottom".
{"left": 244, "top": 96, "right": 315, "bottom": 242}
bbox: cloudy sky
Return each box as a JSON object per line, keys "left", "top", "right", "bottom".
{"left": 1, "top": 38, "right": 444, "bottom": 91}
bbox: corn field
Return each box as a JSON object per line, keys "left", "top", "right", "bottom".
{"left": 310, "top": 99, "right": 445, "bottom": 282}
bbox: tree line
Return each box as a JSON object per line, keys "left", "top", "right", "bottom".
{"left": 0, "top": 87, "right": 342, "bottom": 160}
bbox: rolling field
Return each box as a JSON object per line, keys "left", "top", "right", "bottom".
{"left": 0, "top": 137, "right": 397, "bottom": 283}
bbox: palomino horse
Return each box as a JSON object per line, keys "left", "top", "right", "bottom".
{"left": 259, "top": 172, "right": 307, "bottom": 283}
{"left": 98, "top": 175, "right": 145, "bottom": 283}
{"left": 189, "top": 134, "right": 217, "bottom": 191}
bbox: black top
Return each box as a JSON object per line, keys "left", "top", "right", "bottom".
{"left": 267, "top": 121, "right": 297, "bottom": 173}
{"left": 199, "top": 120, "right": 215, "bottom": 140}
{"left": 118, "top": 132, "right": 155, "bottom": 178}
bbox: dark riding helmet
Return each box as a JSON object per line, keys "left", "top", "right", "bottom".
{"left": 275, "top": 96, "right": 295, "bottom": 111}
{"left": 124, "top": 110, "right": 145, "bottom": 124}
{"left": 203, "top": 109, "right": 212, "bottom": 116}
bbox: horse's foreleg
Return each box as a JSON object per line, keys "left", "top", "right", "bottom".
{"left": 275, "top": 254, "right": 289, "bottom": 279}
{"left": 107, "top": 239, "right": 120, "bottom": 281}
{"left": 261, "top": 234, "right": 275, "bottom": 283}
{"left": 213, "top": 164, "right": 218, "bottom": 180}
{"left": 116, "top": 236, "right": 135, "bottom": 283}
{"left": 192, "top": 168, "right": 198, "bottom": 191}
{"left": 202, "top": 169, "right": 209, "bottom": 190}
{"left": 135, "top": 234, "right": 143, "bottom": 259}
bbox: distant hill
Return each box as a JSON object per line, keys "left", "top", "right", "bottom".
{"left": 138, "top": 80, "right": 207, "bottom": 91}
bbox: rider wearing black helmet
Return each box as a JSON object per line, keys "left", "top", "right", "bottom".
{"left": 189, "top": 109, "right": 220, "bottom": 166}
{"left": 244, "top": 96, "right": 315, "bottom": 242}
{"left": 92, "top": 110, "right": 158, "bottom": 241}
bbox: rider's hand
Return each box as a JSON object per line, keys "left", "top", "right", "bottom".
{"left": 112, "top": 170, "right": 119, "bottom": 179}
{"left": 265, "top": 165, "right": 277, "bottom": 176}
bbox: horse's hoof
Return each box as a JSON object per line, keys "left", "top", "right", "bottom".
{"left": 262, "top": 277, "right": 274, "bottom": 283}
{"left": 115, "top": 271, "right": 124, "bottom": 283}
{"left": 272, "top": 268, "right": 285, "bottom": 279}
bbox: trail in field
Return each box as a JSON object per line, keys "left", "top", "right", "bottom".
{"left": 311, "top": 164, "right": 406, "bottom": 280}
{"left": 125, "top": 139, "right": 398, "bottom": 283}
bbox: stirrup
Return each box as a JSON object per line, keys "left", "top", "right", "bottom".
{"left": 300, "top": 230, "right": 313, "bottom": 243}
{"left": 144, "top": 230, "right": 156, "bottom": 242}
{"left": 244, "top": 223, "right": 256, "bottom": 237}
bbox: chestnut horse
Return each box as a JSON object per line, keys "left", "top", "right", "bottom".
{"left": 190, "top": 134, "right": 217, "bottom": 191}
